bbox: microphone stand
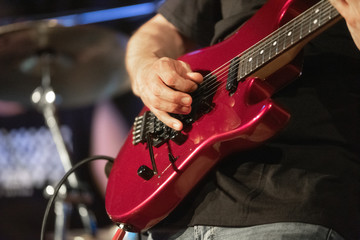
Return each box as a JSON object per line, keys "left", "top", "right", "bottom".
{"left": 32, "top": 52, "right": 97, "bottom": 240}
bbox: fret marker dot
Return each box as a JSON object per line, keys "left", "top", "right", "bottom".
{"left": 313, "top": 19, "right": 318, "bottom": 25}
{"left": 248, "top": 57, "right": 253, "bottom": 62}
{"left": 315, "top": 8, "right": 320, "bottom": 14}
{"left": 273, "top": 41, "right": 277, "bottom": 46}
{"left": 260, "top": 50, "right": 264, "bottom": 54}
{"left": 288, "top": 31, "right": 292, "bottom": 36}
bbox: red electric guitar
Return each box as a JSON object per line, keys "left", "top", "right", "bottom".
{"left": 105, "top": 0, "right": 341, "bottom": 232}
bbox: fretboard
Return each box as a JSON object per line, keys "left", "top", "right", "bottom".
{"left": 237, "top": 0, "right": 341, "bottom": 81}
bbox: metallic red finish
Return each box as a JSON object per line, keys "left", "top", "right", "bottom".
{"left": 105, "top": 0, "right": 319, "bottom": 232}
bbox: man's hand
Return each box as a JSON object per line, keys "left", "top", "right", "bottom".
{"left": 125, "top": 14, "right": 203, "bottom": 131}
{"left": 132, "top": 57, "right": 203, "bottom": 131}
{"left": 330, "top": 0, "right": 360, "bottom": 50}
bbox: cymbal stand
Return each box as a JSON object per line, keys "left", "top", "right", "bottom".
{"left": 31, "top": 52, "right": 97, "bottom": 240}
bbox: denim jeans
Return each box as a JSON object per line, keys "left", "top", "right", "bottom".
{"left": 146, "top": 222, "right": 345, "bottom": 240}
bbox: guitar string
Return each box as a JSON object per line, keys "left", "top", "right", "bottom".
{"left": 198, "top": 6, "right": 336, "bottom": 102}
{"left": 191, "top": 1, "right": 337, "bottom": 104}
{"left": 142, "top": 1, "right": 335, "bottom": 132}
{"left": 228, "top": 0, "right": 335, "bottom": 82}
{"left": 192, "top": 3, "right": 327, "bottom": 99}
{"left": 195, "top": 1, "right": 335, "bottom": 101}
{"left": 140, "top": 1, "right": 336, "bottom": 133}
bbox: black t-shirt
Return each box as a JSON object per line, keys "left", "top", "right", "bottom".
{"left": 157, "top": 1, "right": 360, "bottom": 240}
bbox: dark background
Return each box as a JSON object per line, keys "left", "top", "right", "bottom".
{"left": 0, "top": 0, "right": 160, "bottom": 34}
{"left": 0, "top": 1, "right": 157, "bottom": 238}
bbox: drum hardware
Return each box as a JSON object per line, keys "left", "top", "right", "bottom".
{"left": 0, "top": 19, "right": 130, "bottom": 108}
{"left": 32, "top": 51, "right": 97, "bottom": 240}
{"left": 0, "top": 19, "right": 130, "bottom": 239}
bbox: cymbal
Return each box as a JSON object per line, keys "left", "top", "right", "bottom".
{"left": 0, "top": 20, "right": 130, "bottom": 108}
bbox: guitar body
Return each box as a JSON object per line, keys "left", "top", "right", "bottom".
{"left": 106, "top": 0, "right": 320, "bottom": 232}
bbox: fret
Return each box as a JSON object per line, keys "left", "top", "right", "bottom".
{"left": 307, "top": 9, "right": 314, "bottom": 34}
{"left": 274, "top": 30, "right": 280, "bottom": 55}
{"left": 326, "top": 1, "right": 335, "bottom": 20}
{"left": 251, "top": 49, "right": 257, "bottom": 72}
{"left": 326, "top": 5, "right": 331, "bottom": 19}
{"left": 251, "top": 43, "right": 259, "bottom": 70}
{"left": 242, "top": 57, "right": 247, "bottom": 79}
{"left": 255, "top": 43, "right": 264, "bottom": 69}
{"left": 259, "top": 48, "right": 265, "bottom": 65}
{"left": 291, "top": 17, "right": 296, "bottom": 44}
{"left": 285, "top": 19, "right": 295, "bottom": 47}
{"left": 260, "top": 41, "right": 269, "bottom": 66}
{"left": 246, "top": 54, "right": 252, "bottom": 74}
{"left": 280, "top": 26, "right": 289, "bottom": 53}
{"left": 265, "top": 37, "right": 272, "bottom": 62}
{"left": 252, "top": 41, "right": 264, "bottom": 70}
{"left": 318, "top": 2, "right": 324, "bottom": 28}
{"left": 258, "top": 38, "right": 272, "bottom": 66}
{"left": 252, "top": 48, "right": 259, "bottom": 71}
{"left": 330, "top": 4, "right": 338, "bottom": 19}
{"left": 292, "top": 18, "right": 301, "bottom": 43}
{"left": 299, "top": 13, "right": 304, "bottom": 39}
{"left": 279, "top": 26, "right": 287, "bottom": 52}
{"left": 307, "top": 6, "right": 314, "bottom": 34}
{"left": 266, "top": 41, "right": 272, "bottom": 63}
{"left": 253, "top": 44, "right": 261, "bottom": 68}
{"left": 254, "top": 51, "right": 259, "bottom": 70}
{"left": 239, "top": 56, "right": 246, "bottom": 80}
{"left": 322, "top": 1, "right": 332, "bottom": 23}
{"left": 242, "top": 53, "right": 248, "bottom": 77}
{"left": 287, "top": 29, "right": 293, "bottom": 47}
{"left": 243, "top": 55, "right": 249, "bottom": 77}
{"left": 247, "top": 51, "right": 253, "bottom": 74}
{"left": 271, "top": 39, "right": 277, "bottom": 58}
{"left": 251, "top": 50, "right": 257, "bottom": 72}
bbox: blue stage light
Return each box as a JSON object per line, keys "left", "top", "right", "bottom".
{"left": 52, "top": 2, "right": 157, "bottom": 27}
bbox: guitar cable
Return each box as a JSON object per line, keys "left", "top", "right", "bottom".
{"left": 112, "top": 227, "right": 126, "bottom": 240}
{"left": 40, "top": 155, "right": 115, "bottom": 240}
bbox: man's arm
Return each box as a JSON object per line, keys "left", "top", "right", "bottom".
{"left": 330, "top": 0, "right": 360, "bottom": 50}
{"left": 125, "top": 14, "right": 203, "bottom": 131}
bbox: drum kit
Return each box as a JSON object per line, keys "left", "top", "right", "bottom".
{"left": 0, "top": 19, "right": 130, "bottom": 107}
{"left": 0, "top": 19, "right": 131, "bottom": 239}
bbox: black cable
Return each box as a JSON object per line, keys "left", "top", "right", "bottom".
{"left": 40, "top": 155, "right": 115, "bottom": 240}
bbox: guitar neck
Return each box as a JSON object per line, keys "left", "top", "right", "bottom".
{"left": 237, "top": 0, "right": 341, "bottom": 81}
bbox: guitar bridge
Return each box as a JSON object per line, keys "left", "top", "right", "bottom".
{"left": 132, "top": 73, "right": 218, "bottom": 148}
{"left": 132, "top": 111, "right": 187, "bottom": 147}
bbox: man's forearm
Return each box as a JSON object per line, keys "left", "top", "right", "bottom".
{"left": 125, "top": 14, "right": 188, "bottom": 95}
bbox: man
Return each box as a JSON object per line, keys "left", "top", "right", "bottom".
{"left": 125, "top": 0, "right": 360, "bottom": 239}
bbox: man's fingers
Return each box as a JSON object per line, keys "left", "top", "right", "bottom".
{"left": 159, "top": 71, "right": 199, "bottom": 92}
{"left": 155, "top": 58, "right": 203, "bottom": 93}
{"left": 150, "top": 108, "right": 184, "bottom": 131}
{"left": 150, "top": 77, "right": 192, "bottom": 107}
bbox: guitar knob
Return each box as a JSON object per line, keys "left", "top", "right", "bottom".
{"left": 137, "top": 165, "right": 154, "bottom": 180}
